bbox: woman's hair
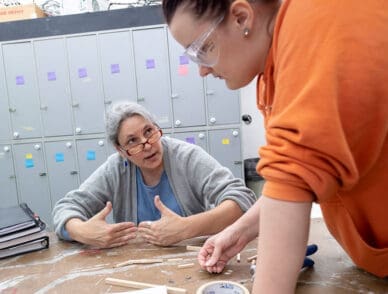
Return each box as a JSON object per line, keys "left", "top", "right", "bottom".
{"left": 162, "top": 0, "right": 277, "bottom": 24}
{"left": 105, "top": 101, "right": 157, "bottom": 146}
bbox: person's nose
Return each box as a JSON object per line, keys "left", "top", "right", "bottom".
{"left": 198, "top": 65, "right": 212, "bottom": 77}
{"left": 143, "top": 141, "right": 152, "bottom": 151}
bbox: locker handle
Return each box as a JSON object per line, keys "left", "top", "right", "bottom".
{"left": 137, "top": 97, "right": 145, "bottom": 102}
{"left": 40, "top": 105, "right": 48, "bottom": 110}
{"left": 9, "top": 175, "right": 16, "bottom": 179}
{"left": 72, "top": 102, "right": 80, "bottom": 107}
{"left": 70, "top": 171, "right": 78, "bottom": 175}
{"left": 171, "top": 93, "right": 179, "bottom": 99}
{"left": 206, "top": 90, "right": 215, "bottom": 95}
{"left": 105, "top": 100, "right": 112, "bottom": 105}
{"left": 233, "top": 161, "right": 243, "bottom": 165}
{"left": 9, "top": 107, "right": 16, "bottom": 113}
{"left": 39, "top": 172, "right": 47, "bottom": 176}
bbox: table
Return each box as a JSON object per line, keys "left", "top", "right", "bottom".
{"left": 0, "top": 219, "right": 387, "bottom": 293}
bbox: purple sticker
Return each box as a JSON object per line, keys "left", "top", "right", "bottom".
{"left": 47, "top": 71, "right": 56, "bottom": 81}
{"left": 16, "top": 75, "right": 25, "bottom": 85}
{"left": 179, "top": 55, "right": 189, "bottom": 65}
{"left": 185, "top": 137, "right": 195, "bottom": 144}
{"left": 111, "top": 63, "right": 120, "bottom": 74}
{"left": 146, "top": 59, "right": 155, "bottom": 69}
{"left": 78, "top": 68, "right": 87, "bottom": 78}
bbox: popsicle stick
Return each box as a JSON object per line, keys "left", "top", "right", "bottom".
{"left": 105, "top": 277, "right": 187, "bottom": 294}
{"left": 236, "top": 253, "right": 241, "bottom": 263}
{"left": 114, "top": 258, "right": 163, "bottom": 268}
{"left": 246, "top": 254, "right": 258, "bottom": 262}
{"left": 186, "top": 245, "right": 202, "bottom": 251}
{"left": 177, "top": 263, "right": 195, "bottom": 269}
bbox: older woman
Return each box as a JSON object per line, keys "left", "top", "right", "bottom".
{"left": 52, "top": 101, "right": 256, "bottom": 248}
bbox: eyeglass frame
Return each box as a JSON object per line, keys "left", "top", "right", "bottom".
{"left": 118, "top": 128, "right": 163, "bottom": 156}
{"left": 184, "top": 15, "right": 225, "bottom": 67}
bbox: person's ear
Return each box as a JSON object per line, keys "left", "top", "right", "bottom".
{"left": 229, "top": 0, "right": 254, "bottom": 36}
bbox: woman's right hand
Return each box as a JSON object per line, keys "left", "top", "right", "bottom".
{"left": 65, "top": 202, "right": 137, "bottom": 248}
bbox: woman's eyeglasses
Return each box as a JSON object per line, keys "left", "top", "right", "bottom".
{"left": 119, "top": 129, "right": 162, "bottom": 156}
{"left": 184, "top": 15, "right": 224, "bottom": 67}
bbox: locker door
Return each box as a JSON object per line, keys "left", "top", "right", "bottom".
{"left": 3, "top": 42, "right": 42, "bottom": 139}
{"left": 0, "top": 145, "right": 18, "bottom": 208}
{"left": 167, "top": 31, "right": 206, "bottom": 128}
{"left": 0, "top": 49, "right": 12, "bottom": 141}
{"left": 132, "top": 27, "right": 172, "bottom": 128}
{"left": 173, "top": 131, "right": 208, "bottom": 152}
{"left": 76, "top": 138, "right": 107, "bottom": 183}
{"left": 13, "top": 143, "right": 52, "bottom": 227}
{"left": 34, "top": 38, "right": 73, "bottom": 137}
{"left": 45, "top": 140, "right": 79, "bottom": 207}
{"left": 206, "top": 76, "right": 241, "bottom": 125}
{"left": 208, "top": 129, "right": 243, "bottom": 179}
{"left": 99, "top": 31, "right": 137, "bottom": 106}
{"left": 66, "top": 35, "right": 105, "bottom": 135}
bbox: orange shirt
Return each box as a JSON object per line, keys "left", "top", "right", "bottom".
{"left": 257, "top": 0, "right": 388, "bottom": 277}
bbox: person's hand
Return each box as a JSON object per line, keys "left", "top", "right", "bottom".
{"left": 66, "top": 201, "right": 137, "bottom": 249}
{"left": 198, "top": 224, "right": 252, "bottom": 273}
{"left": 138, "top": 195, "right": 188, "bottom": 246}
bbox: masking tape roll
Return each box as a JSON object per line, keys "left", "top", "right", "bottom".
{"left": 196, "top": 280, "right": 250, "bottom": 294}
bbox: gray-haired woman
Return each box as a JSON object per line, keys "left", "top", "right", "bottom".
{"left": 52, "top": 101, "right": 256, "bottom": 248}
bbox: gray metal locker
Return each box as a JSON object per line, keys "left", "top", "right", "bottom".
{"left": 76, "top": 138, "right": 107, "bottom": 183}
{"left": 3, "top": 42, "right": 42, "bottom": 139}
{"left": 66, "top": 35, "right": 105, "bottom": 135}
{"left": 173, "top": 131, "right": 208, "bottom": 152}
{"left": 0, "top": 145, "right": 18, "bottom": 208}
{"left": 99, "top": 31, "right": 137, "bottom": 106}
{"left": 206, "top": 76, "right": 241, "bottom": 125}
{"left": 13, "top": 143, "right": 52, "bottom": 227}
{"left": 45, "top": 140, "right": 79, "bottom": 207}
{"left": 167, "top": 31, "right": 206, "bottom": 128}
{"left": 0, "top": 49, "right": 12, "bottom": 142}
{"left": 34, "top": 38, "right": 74, "bottom": 137}
{"left": 106, "top": 139, "right": 118, "bottom": 157}
{"left": 208, "top": 129, "right": 243, "bottom": 179}
{"left": 132, "top": 27, "right": 172, "bottom": 128}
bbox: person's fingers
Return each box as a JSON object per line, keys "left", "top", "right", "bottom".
{"left": 154, "top": 195, "right": 172, "bottom": 216}
{"left": 110, "top": 222, "right": 137, "bottom": 233}
{"left": 205, "top": 245, "right": 222, "bottom": 267}
{"left": 95, "top": 201, "right": 113, "bottom": 220}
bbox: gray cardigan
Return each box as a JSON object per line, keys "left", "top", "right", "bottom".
{"left": 53, "top": 137, "right": 256, "bottom": 239}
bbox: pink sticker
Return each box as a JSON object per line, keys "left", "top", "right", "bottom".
{"left": 178, "top": 64, "right": 188, "bottom": 76}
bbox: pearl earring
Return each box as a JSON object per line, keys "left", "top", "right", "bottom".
{"left": 243, "top": 28, "right": 250, "bottom": 37}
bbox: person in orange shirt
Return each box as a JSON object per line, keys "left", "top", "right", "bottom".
{"left": 162, "top": 0, "right": 388, "bottom": 292}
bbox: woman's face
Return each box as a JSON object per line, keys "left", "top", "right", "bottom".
{"left": 169, "top": 2, "right": 274, "bottom": 90}
{"left": 116, "top": 115, "right": 163, "bottom": 171}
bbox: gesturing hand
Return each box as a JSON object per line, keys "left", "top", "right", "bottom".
{"left": 66, "top": 202, "right": 137, "bottom": 249}
{"left": 138, "top": 195, "right": 188, "bottom": 246}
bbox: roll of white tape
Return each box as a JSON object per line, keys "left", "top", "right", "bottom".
{"left": 196, "top": 281, "right": 249, "bottom": 294}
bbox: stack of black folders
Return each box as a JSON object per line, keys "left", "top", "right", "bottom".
{"left": 0, "top": 202, "right": 49, "bottom": 259}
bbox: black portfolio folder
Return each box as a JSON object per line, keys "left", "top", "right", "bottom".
{"left": 0, "top": 203, "right": 38, "bottom": 236}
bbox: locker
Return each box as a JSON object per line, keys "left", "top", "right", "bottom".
{"left": 45, "top": 140, "right": 79, "bottom": 207}
{"left": 173, "top": 131, "right": 208, "bottom": 152}
{"left": 34, "top": 38, "right": 74, "bottom": 137}
{"left": 13, "top": 143, "right": 52, "bottom": 227}
{"left": 76, "top": 138, "right": 107, "bottom": 183}
{"left": 99, "top": 31, "right": 137, "bottom": 106}
{"left": 66, "top": 35, "right": 105, "bottom": 135}
{"left": 0, "top": 49, "right": 12, "bottom": 142}
{"left": 206, "top": 76, "right": 241, "bottom": 125}
{"left": 167, "top": 31, "right": 206, "bottom": 128}
{"left": 208, "top": 129, "right": 243, "bottom": 179}
{"left": 132, "top": 27, "right": 172, "bottom": 128}
{"left": 0, "top": 145, "right": 18, "bottom": 208}
{"left": 3, "top": 42, "right": 42, "bottom": 139}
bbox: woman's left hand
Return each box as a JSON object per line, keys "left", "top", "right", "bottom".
{"left": 138, "top": 195, "right": 188, "bottom": 246}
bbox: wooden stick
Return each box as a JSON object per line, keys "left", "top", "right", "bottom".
{"left": 177, "top": 263, "right": 195, "bottom": 269}
{"left": 236, "top": 253, "right": 241, "bottom": 263}
{"left": 105, "top": 277, "right": 187, "bottom": 294}
{"left": 114, "top": 258, "right": 163, "bottom": 268}
{"left": 246, "top": 254, "right": 258, "bottom": 262}
{"left": 186, "top": 245, "right": 202, "bottom": 251}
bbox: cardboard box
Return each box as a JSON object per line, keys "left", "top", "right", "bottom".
{"left": 0, "top": 4, "right": 46, "bottom": 23}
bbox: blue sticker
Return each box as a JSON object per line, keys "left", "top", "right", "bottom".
{"left": 55, "top": 152, "right": 64, "bottom": 162}
{"left": 86, "top": 150, "right": 96, "bottom": 161}
{"left": 179, "top": 55, "right": 189, "bottom": 65}
{"left": 47, "top": 71, "right": 57, "bottom": 81}
{"left": 146, "top": 59, "right": 155, "bottom": 69}
{"left": 111, "top": 63, "right": 120, "bottom": 74}
{"left": 16, "top": 75, "right": 25, "bottom": 85}
{"left": 25, "top": 159, "right": 34, "bottom": 168}
{"left": 78, "top": 68, "right": 87, "bottom": 78}
{"left": 185, "top": 137, "right": 195, "bottom": 144}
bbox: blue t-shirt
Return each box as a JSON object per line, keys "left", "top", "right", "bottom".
{"left": 136, "top": 167, "right": 183, "bottom": 224}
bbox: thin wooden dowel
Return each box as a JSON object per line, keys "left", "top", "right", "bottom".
{"left": 114, "top": 258, "right": 163, "bottom": 268}
{"left": 186, "top": 245, "right": 202, "bottom": 251}
{"left": 105, "top": 277, "right": 187, "bottom": 294}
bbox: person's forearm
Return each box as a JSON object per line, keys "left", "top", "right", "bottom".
{"left": 254, "top": 196, "right": 311, "bottom": 293}
{"left": 65, "top": 218, "right": 86, "bottom": 243}
{"left": 182, "top": 200, "right": 243, "bottom": 239}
